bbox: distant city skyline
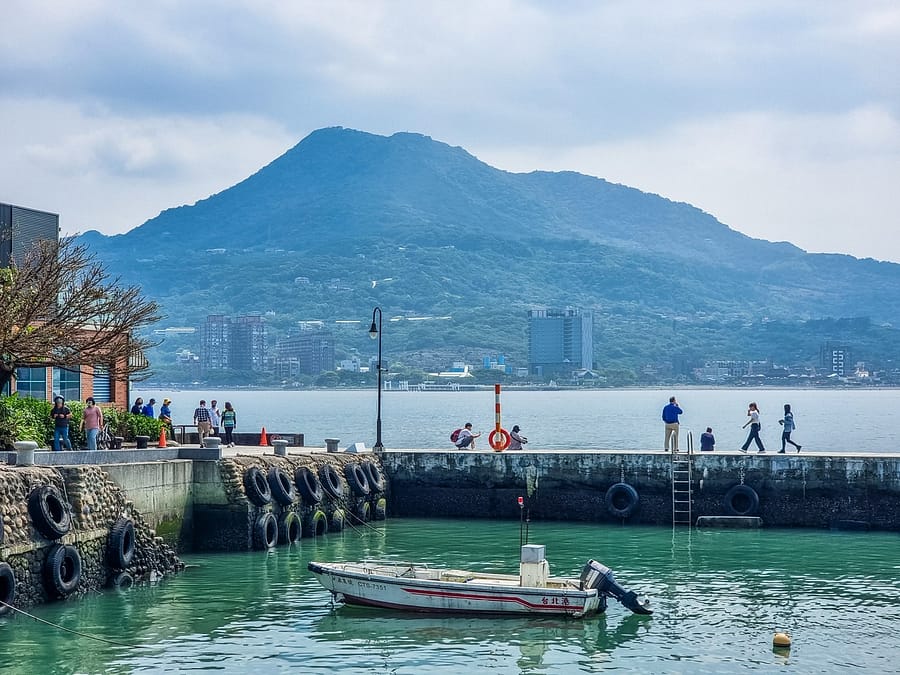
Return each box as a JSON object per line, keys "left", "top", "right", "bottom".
{"left": 1, "top": 2, "right": 898, "bottom": 261}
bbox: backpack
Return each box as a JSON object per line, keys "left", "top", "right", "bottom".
{"left": 450, "top": 428, "right": 462, "bottom": 443}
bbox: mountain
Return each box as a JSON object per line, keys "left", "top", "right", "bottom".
{"left": 79, "top": 127, "right": 900, "bottom": 382}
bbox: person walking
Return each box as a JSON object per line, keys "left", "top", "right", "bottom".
{"left": 80, "top": 397, "right": 104, "bottom": 451}
{"left": 193, "top": 399, "right": 212, "bottom": 446}
{"left": 662, "top": 396, "right": 683, "bottom": 453}
{"left": 50, "top": 396, "right": 73, "bottom": 451}
{"left": 454, "top": 423, "right": 481, "bottom": 450}
{"left": 221, "top": 401, "right": 237, "bottom": 447}
{"left": 159, "top": 398, "right": 174, "bottom": 439}
{"left": 700, "top": 427, "right": 715, "bottom": 452}
{"left": 130, "top": 397, "right": 144, "bottom": 415}
{"left": 778, "top": 404, "right": 802, "bottom": 453}
{"left": 141, "top": 398, "right": 156, "bottom": 418}
{"left": 209, "top": 400, "right": 221, "bottom": 437}
{"left": 741, "top": 402, "right": 765, "bottom": 453}
{"left": 508, "top": 425, "right": 528, "bottom": 450}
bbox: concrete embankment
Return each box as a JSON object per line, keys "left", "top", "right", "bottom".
{"left": 380, "top": 450, "right": 900, "bottom": 531}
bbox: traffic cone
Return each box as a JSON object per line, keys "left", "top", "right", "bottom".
{"left": 259, "top": 426, "right": 268, "bottom": 446}
{"left": 158, "top": 427, "right": 167, "bottom": 448}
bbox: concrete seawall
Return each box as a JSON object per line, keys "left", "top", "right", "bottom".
{"left": 380, "top": 450, "right": 900, "bottom": 530}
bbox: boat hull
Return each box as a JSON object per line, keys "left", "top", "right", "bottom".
{"left": 308, "top": 562, "right": 605, "bottom": 618}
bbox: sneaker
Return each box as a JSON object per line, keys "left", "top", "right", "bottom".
{"left": 739, "top": 448, "right": 748, "bottom": 453}
{"left": 757, "top": 450, "right": 766, "bottom": 453}
{"left": 778, "top": 450, "right": 785, "bottom": 454}
{"left": 797, "top": 446, "right": 802, "bottom": 452}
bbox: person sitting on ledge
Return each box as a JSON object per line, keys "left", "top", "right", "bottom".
{"left": 700, "top": 427, "right": 715, "bottom": 452}
{"left": 454, "top": 423, "right": 481, "bottom": 450}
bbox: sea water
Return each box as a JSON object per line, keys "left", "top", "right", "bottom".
{"left": 136, "top": 387, "right": 900, "bottom": 453}
{"left": 2, "top": 518, "right": 898, "bottom": 673}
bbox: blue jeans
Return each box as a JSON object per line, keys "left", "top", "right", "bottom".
{"left": 86, "top": 428, "right": 100, "bottom": 451}
{"left": 53, "top": 427, "right": 72, "bottom": 451}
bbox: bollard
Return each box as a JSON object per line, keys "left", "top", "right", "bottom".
{"left": 13, "top": 441, "right": 38, "bottom": 466}
{"left": 325, "top": 438, "right": 340, "bottom": 453}
{"left": 203, "top": 437, "right": 221, "bottom": 449}
{"left": 135, "top": 435, "right": 150, "bottom": 449}
{"left": 273, "top": 439, "right": 288, "bottom": 456}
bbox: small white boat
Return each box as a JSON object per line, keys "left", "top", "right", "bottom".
{"left": 308, "top": 545, "right": 652, "bottom": 618}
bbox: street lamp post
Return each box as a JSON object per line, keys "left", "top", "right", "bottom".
{"left": 368, "top": 306, "right": 384, "bottom": 452}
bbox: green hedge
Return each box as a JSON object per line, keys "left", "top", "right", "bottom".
{"left": 0, "top": 395, "right": 163, "bottom": 449}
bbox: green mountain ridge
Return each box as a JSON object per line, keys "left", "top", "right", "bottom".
{"left": 77, "top": 127, "right": 900, "bottom": 382}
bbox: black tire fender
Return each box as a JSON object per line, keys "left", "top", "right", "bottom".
{"left": 303, "top": 509, "right": 329, "bottom": 538}
{"left": 344, "top": 463, "right": 371, "bottom": 497}
{"left": 268, "top": 467, "right": 296, "bottom": 506}
{"left": 605, "top": 482, "right": 640, "bottom": 519}
{"left": 0, "top": 562, "right": 15, "bottom": 615}
{"left": 362, "top": 461, "right": 386, "bottom": 492}
{"left": 28, "top": 485, "right": 71, "bottom": 540}
{"left": 244, "top": 467, "right": 272, "bottom": 507}
{"left": 356, "top": 500, "right": 373, "bottom": 523}
{"left": 278, "top": 511, "right": 302, "bottom": 545}
{"left": 330, "top": 508, "right": 345, "bottom": 533}
{"left": 724, "top": 485, "right": 760, "bottom": 516}
{"left": 318, "top": 464, "right": 344, "bottom": 499}
{"left": 110, "top": 571, "right": 134, "bottom": 589}
{"left": 254, "top": 512, "right": 278, "bottom": 550}
{"left": 44, "top": 544, "right": 82, "bottom": 597}
{"left": 108, "top": 518, "right": 136, "bottom": 569}
{"left": 374, "top": 497, "right": 387, "bottom": 521}
{"left": 294, "top": 467, "right": 324, "bottom": 505}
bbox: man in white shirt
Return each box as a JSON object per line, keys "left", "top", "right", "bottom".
{"left": 454, "top": 422, "right": 481, "bottom": 450}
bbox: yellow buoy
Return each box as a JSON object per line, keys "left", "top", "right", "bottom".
{"left": 773, "top": 632, "right": 792, "bottom": 648}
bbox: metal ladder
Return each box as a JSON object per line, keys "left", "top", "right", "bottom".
{"left": 672, "top": 431, "right": 694, "bottom": 526}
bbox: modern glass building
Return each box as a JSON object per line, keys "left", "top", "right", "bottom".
{"left": 527, "top": 308, "right": 594, "bottom": 376}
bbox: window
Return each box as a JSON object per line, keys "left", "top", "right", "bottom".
{"left": 15, "top": 366, "right": 47, "bottom": 399}
{"left": 52, "top": 367, "right": 81, "bottom": 402}
{"left": 92, "top": 365, "right": 111, "bottom": 403}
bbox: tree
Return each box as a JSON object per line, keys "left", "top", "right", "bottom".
{"left": 0, "top": 237, "right": 161, "bottom": 391}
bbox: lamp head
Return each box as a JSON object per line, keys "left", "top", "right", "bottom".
{"left": 368, "top": 321, "right": 378, "bottom": 339}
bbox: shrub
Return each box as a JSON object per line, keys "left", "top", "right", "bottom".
{"left": 0, "top": 395, "right": 54, "bottom": 449}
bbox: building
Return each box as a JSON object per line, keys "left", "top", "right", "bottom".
{"left": 1, "top": 202, "right": 59, "bottom": 267}
{"left": 230, "top": 314, "right": 267, "bottom": 372}
{"left": 820, "top": 344, "right": 851, "bottom": 377}
{"left": 201, "top": 315, "right": 231, "bottom": 371}
{"left": 275, "top": 329, "right": 335, "bottom": 375}
{"left": 527, "top": 308, "right": 594, "bottom": 376}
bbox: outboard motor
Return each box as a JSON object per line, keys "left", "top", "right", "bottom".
{"left": 580, "top": 560, "right": 653, "bottom": 615}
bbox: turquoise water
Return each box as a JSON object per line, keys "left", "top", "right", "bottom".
{"left": 135, "top": 388, "right": 900, "bottom": 453}
{"left": 3, "top": 518, "right": 899, "bottom": 673}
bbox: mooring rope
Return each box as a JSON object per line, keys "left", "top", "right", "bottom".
{"left": 0, "top": 601, "right": 135, "bottom": 647}
{"left": 335, "top": 495, "right": 386, "bottom": 536}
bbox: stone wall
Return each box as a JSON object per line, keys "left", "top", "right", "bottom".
{"left": 380, "top": 450, "right": 900, "bottom": 530}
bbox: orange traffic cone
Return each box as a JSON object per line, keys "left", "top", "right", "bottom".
{"left": 158, "top": 427, "right": 167, "bottom": 448}
{"left": 259, "top": 426, "right": 268, "bottom": 446}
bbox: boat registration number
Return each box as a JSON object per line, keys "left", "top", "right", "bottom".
{"left": 335, "top": 576, "right": 387, "bottom": 591}
{"left": 541, "top": 596, "right": 571, "bottom": 606}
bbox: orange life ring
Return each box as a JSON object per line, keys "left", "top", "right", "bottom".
{"left": 489, "top": 428, "right": 511, "bottom": 451}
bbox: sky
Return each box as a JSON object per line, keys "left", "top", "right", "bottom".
{"left": 2, "top": 1, "right": 898, "bottom": 261}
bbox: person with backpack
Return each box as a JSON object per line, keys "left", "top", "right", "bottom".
{"left": 452, "top": 422, "right": 481, "bottom": 450}
{"left": 778, "top": 404, "right": 802, "bottom": 453}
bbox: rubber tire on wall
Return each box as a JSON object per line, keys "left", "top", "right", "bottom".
{"left": 304, "top": 510, "right": 329, "bottom": 538}
{"left": 605, "top": 483, "right": 640, "bottom": 519}
{"left": 254, "top": 512, "right": 278, "bottom": 550}
{"left": 362, "top": 461, "right": 386, "bottom": 492}
{"left": 724, "top": 485, "right": 760, "bottom": 516}
{"left": 374, "top": 497, "right": 387, "bottom": 521}
{"left": 330, "top": 509, "right": 345, "bottom": 533}
{"left": 44, "top": 544, "right": 82, "bottom": 597}
{"left": 108, "top": 518, "right": 136, "bottom": 569}
{"left": 319, "top": 464, "right": 344, "bottom": 499}
{"left": 356, "top": 500, "right": 373, "bottom": 523}
{"left": 278, "top": 512, "right": 302, "bottom": 545}
{"left": 295, "top": 467, "right": 324, "bottom": 505}
{"left": 268, "top": 467, "right": 296, "bottom": 506}
{"left": 344, "top": 463, "right": 371, "bottom": 497}
{"left": 110, "top": 571, "right": 134, "bottom": 589}
{"left": 0, "top": 562, "right": 15, "bottom": 615}
{"left": 28, "top": 485, "right": 72, "bottom": 540}
{"left": 244, "top": 467, "right": 272, "bottom": 507}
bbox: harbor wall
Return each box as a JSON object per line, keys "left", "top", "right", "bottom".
{"left": 380, "top": 450, "right": 900, "bottom": 531}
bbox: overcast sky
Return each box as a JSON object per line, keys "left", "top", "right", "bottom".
{"left": 2, "top": 1, "right": 898, "bottom": 261}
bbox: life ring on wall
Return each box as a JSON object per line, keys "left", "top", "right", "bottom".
{"left": 319, "top": 464, "right": 344, "bottom": 499}
{"left": 489, "top": 429, "right": 511, "bottom": 451}
{"left": 330, "top": 509, "right": 345, "bottom": 533}
{"left": 44, "top": 544, "right": 82, "bottom": 597}
{"left": 28, "top": 485, "right": 72, "bottom": 540}
{"left": 724, "top": 485, "right": 760, "bottom": 516}
{"left": 344, "top": 463, "right": 371, "bottom": 497}
{"left": 0, "top": 562, "right": 15, "bottom": 615}
{"left": 278, "top": 511, "right": 301, "bottom": 545}
{"left": 605, "top": 483, "right": 640, "bottom": 519}
{"left": 374, "top": 497, "right": 387, "bottom": 521}
{"left": 295, "top": 467, "right": 324, "bottom": 504}
{"left": 254, "top": 512, "right": 278, "bottom": 550}
{"left": 268, "top": 467, "right": 296, "bottom": 506}
{"left": 362, "top": 461, "right": 386, "bottom": 492}
{"left": 304, "top": 510, "right": 329, "bottom": 538}
{"left": 107, "top": 518, "right": 136, "bottom": 569}
{"left": 243, "top": 467, "right": 272, "bottom": 507}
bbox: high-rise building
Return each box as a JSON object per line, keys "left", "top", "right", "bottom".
{"left": 527, "top": 308, "right": 593, "bottom": 376}
{"left": 231, "top": 314, "right": 267, "bottom": 372}
{"left": 201, "top": 315, "right": 231, "bottom": 371}
{"left": 275, "top": 329, "right": 335, "bottom": 375}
